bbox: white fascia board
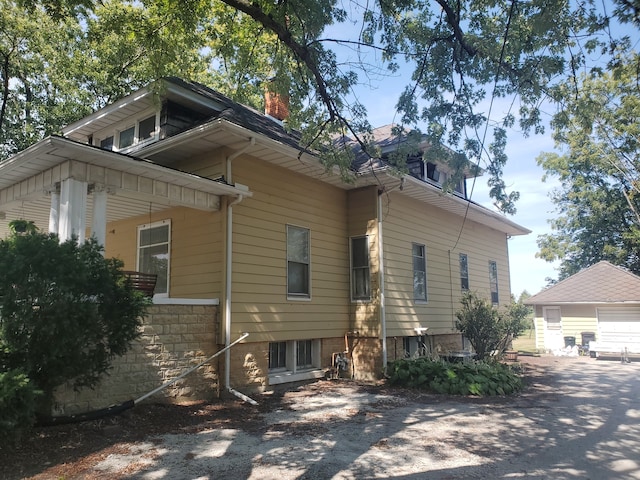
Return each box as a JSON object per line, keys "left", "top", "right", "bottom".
{"left": 358, "top": 170, "right": 531, "bottom": 236}
{"left": 0, "top": 136, "right": 252, "bottom": 199}
{"left": 62, "top": 88, "right": 153, "bottom": 137}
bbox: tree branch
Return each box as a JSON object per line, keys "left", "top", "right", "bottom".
{"left": 219, "top": 0, "right": 339, "bottom": 120}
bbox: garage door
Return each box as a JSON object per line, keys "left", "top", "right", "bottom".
{"left": 597, "top": 307, "right": 640, "bottom": 347}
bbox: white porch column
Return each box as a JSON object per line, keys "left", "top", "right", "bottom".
{"left": 59, "top": 177, "right": 88, "bottom": 243}
{"left": 48, "top": 185, "right": 60, "bottom": 235}
{"left": 91, "top": 184, "right": 107, "bottom": 248}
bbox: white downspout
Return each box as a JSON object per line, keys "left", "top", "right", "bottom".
{"left": 377, "top": 189, "right": 388, "bottom": 373}
{"left": 225, "top": 138, "right": 256, "bottom": 404}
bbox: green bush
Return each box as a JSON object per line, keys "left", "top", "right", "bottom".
{"left": 0, "top": 369, "right": 40, "bottom": 441}
{"left": 455, "top": 292, "right": 531, "bottom": 360}
{"left": 0, "top": 230, "right": 149, "bottom": 416}
{"left": 387, "top": 357, "right": 523, "bottom": 396}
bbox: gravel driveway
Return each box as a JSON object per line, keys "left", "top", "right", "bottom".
{"left": 79, "top": 355, "right": 640, "bottom": 480}
{"left": 7, "top": 355, "right": 640, "bottom": 479}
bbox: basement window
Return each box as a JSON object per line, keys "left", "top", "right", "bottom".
{"left": 268, "top": 339, "right": 323, "bottom": 385}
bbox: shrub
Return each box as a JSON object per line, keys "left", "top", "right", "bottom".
{"left": 0, "top": 230, "right": 149, "bottom": 416}
{"left": 387, "top": 357, "right": 523, "bottom": 396}
{"left": 455, "top": 292, "right": 531, "bottom": 360}
{"left": 0, "top": 369, "right": 40, "bottom": 441}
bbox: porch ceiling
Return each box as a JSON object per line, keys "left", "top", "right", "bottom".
{"left": 0, "top": 136, "right": 250, "bottom": 239}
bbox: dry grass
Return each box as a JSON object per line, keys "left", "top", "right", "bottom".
{"left": 512, "top": 329, "right": 537, "bottom": 353}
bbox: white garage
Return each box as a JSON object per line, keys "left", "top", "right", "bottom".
{"left": 594, "top": 307, "right": 640, "bottom": 354}
{"left": 526, "top": 261, "right": 640, "bottom": 356}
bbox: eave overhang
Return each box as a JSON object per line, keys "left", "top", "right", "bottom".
{"left": 0, "top": 136, "right": 251, "bottom": 238}
{"left": 355, "top": 170, "right": 531, "bottom": 237}
{"left": 138, "top": 118, "right": 529, "bottom": 237}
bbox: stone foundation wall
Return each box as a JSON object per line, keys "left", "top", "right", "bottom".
{"left": 224, "top": 342, "right": 269, "bottom": 393}
{"left": 54, "top": 303, "right": 219, "bottom": 415}
{"left": 350, "top": 336, "right": 383, "bottom": 380}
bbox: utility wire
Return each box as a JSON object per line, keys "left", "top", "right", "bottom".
{"left": 450, "top": 0, "right": 517, "bottom": 252}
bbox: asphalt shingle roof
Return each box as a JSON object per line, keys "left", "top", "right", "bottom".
{"left": 525, "top": 261, "right": 640, "bottom": 305}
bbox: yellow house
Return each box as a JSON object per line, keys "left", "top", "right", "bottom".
{"left": 0, "top": 78, "right": 529, "bottom": 413}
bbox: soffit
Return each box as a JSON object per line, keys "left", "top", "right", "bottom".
{"left": 354, "top": 172, "right": 530, "bottom": 237}
{"left": 139, "top": 119, "right": 345, "bottom": 185}
{"left": 139, "top": 120, "right": 529, "bottom": 237}
{"left": 0, "top": 136, "right": 250, "bottom": 238}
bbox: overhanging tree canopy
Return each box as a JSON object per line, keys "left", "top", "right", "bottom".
{"left": 537, "top": 51, "right": 640, "bottom": 280}
{"left": 4, "top": 0, "right": 639, "bottom": 213}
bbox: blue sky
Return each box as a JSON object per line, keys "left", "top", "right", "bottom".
{"left": 364, "top": 97, "right": 561, "bottom": 297}
{"left": 326, "top": 3, "right": 638, "bottom": 298}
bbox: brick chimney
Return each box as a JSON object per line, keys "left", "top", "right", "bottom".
{"left": 264, "top": 82, "right": 289, "bottom": 121}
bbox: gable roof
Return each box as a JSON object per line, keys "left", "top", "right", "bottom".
{"left": 525, "top": 261, "right": 640, "bottom": 305}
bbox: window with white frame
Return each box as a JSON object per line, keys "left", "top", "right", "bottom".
{"left": 100, "top": 135, "right": 114, "bottom": 150}
{"left": 403, "top": 336, "right": 429, "bottom": 358}
{"left": 268, "top": 341, "right": 287, "bottom": 371}
{"left": 100, "top": 113, "right": 158, "bottom": 152}
{"left": 118, "top": 125, "right": 135, "bottom": 149}
{"left": 351, "top": 236, "right": 371, "bottom": 301}
{"left": 287, "top": 225, "right": 310, "bottom": 298}
{"left": 268, "top": 340, "right": 320, "bottom": 373}
{"left": 489, "top": 260, "right": 499, "bottom": 305}
{"left": 412, "top": 243, "right": 427, "bottom": 302}
{"left": 138, "top": 115, "right": 156, "bottom": 142}
{"left": 137, "top": 220, "right": 170, "bottom": 296}
{"left": 459, "top": 253, "right": 469, "bottom": 291}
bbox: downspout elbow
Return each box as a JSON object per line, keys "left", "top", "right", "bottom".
{"left": 226, "top": 137, "right": 255, "bottom": 184}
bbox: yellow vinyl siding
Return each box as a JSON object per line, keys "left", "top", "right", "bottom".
{"left": 104, "top": 206, "right": 223, "bottom": 298}
{"left": 533, "top": 304, "right": 599, "bottom": 351}
{"left": 347, "top": 187, "right": 381, "bottom": 337}
{"left": 228, "top": 155, "right": 350, "bottom": 342}
{"left": 382, "top": 191, "right": 511, "bottom": 336}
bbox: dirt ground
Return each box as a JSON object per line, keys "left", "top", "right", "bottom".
{"left": 2, "top": 354, "right": 639, "bottom": 480}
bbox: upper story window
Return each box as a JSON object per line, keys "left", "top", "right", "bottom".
{"left": 459, "top": 253, "right": 469, "bottom": 291}
{"left": 405, "top": 158, "right": 467, "bottom": 197}
{"left": 287, "top": 225, "right": 310, "bottom": 299}
{"left": 351, "top": 236, "right": 371, "bottom": 301}
{"left": 489, "top": 260, "right": 499, "bottom": 305}
{"left": 100, "top": 136, "right": 114, "bottom": 150}
{"left": 118, "top": 126, "right": 135, "bottom": 149}
{"left": 137, "top": 220, "right": 170, "bottom": 296}
{"left": 100, "top": 113, "right": 158, "bottom": 152}
{"left": 412, "top": 243, "right": 427, "bottom": 302}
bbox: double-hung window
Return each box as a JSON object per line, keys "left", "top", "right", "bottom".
{"left": 287, "top": 225, "right": 310, "bottom": 298}
{"left": 137, "top": 220, "right": 170, "bottom": 296}
{"left": 459, "top": 253, "right": 469, "bottom": 291}
{"left": 351, "top": 236, "right": 371, "bottom": 301}
{"left": 489, "top": 260, "right": 499, "bottom": 305}
{"left": 412, "top": 243, "right": 427, "bottom": 302}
